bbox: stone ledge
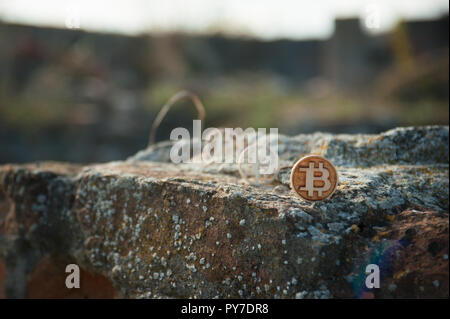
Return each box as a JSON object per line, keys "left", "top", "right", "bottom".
{"left": 0, "top": 126, "right": 448, "bottom": 298}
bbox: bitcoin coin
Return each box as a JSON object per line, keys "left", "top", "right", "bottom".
{"left": 290, "top": 155, "right": 338, "bottom": 201}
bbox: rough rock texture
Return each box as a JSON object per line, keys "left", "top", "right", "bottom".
{"left": 0, "top": 126, "right": 448, "bottom": 298}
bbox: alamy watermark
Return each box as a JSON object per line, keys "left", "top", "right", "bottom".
{"left": 365, "top": 264, "right": 380, "bottom": 289}
{"left": 65, "top": 3, "right": 81, "bottom": 29}
{"left": 65, "top": 264, "right": 80, "bottom": 289}
{"left": 364, "top": 3, "right": 381, "bottom": 30}
{"left": 169, "top": 120, "right": 279, "bottom": 177}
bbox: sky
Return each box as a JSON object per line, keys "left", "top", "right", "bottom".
{"left": 0, "top": 0, "right": 448, "bottom": 40}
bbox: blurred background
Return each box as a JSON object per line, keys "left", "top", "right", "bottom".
{"left": 0, "top": 0, "right": 448, "bottom": 164}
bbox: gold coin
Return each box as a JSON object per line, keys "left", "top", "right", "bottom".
{"left": 290, "top": 155, "right": 338, "bottom": 201}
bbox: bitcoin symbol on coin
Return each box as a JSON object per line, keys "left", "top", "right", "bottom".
{"left": 290, "top": 155, "right": 338, "bottom": 201}
{"left": 299, "top": 162, "right": 331, "bottom": 197}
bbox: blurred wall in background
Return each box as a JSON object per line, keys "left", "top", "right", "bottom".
{"left": 0, "top": 15, "right": 448, "bottom": 163}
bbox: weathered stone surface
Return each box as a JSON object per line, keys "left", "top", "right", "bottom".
{"left": 0, "top": 126, "right": 448, "bottom": 298}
